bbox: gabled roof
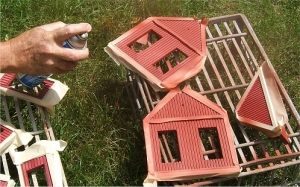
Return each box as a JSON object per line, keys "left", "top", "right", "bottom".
{"left": 0, "top": 120, "right": 16, "bottom": 156}
{"left": 146, "top": 87, "right": 224, "bottom": 123}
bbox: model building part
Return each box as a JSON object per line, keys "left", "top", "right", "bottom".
{"left": 0, "top": 119, "right": 33, "bottom": 155}
{"left": 235, "top": 61, "right": 289, "bottom": 143}
{"left": 0, "top": 174, "right": 16, "bottom": 187}
{"left": 143, "top": 87, "right": 240, "bottom": 181}
{"left": 1, "top": 90, "right": 69, "bottom": 186}
{"left": 8, "top": 140, "right": 67, "bottom": 187}
{"left": 125, "top": 14, "right": 300, "bottom": 186}
{"left": 0, "top": 73, "right": 69, "bottom": 113}
{"left": 105, "top": 17, "right": 208, "bottom": 91}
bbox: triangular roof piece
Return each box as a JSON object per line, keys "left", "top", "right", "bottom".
{"left": 0, "top": 119, "right": 33, "bottom": 155}
{"left": 150, "top": 89, "right": 220, "bottom": 120}
{"left": 143, "top": 87, "right": 240, "bottom": 181}
{"left": 236, "top": 62, "right": 289, "bottom": 143}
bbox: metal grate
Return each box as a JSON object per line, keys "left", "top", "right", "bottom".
{"left": 125, "top": 14, "right": 300, "bottom": 186}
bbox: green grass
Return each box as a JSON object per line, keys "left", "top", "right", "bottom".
{"left": 1, "top": 0, "right": 299, "bottom": 186}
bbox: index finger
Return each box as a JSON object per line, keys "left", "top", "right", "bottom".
{"left": 38, "top": 21, "right": 66, "bottom": 31}
{"left": 53, "top": 23, "right": 92, "bottom": 43}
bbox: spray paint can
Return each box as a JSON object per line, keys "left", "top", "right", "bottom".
{"left": 17, "top": 32, "right": 88, "bottom": 88}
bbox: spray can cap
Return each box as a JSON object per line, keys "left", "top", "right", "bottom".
{"left": 78, "top": 33, "right": 88, "bottom": 40}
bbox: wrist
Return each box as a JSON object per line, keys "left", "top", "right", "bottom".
{"left": 0, "top": 40, "right": 18, "bottom": 73}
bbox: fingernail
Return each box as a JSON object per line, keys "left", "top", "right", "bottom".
{"left": 85, "top": 23, "right": 92, "bottom": 32}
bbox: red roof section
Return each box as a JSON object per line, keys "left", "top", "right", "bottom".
{"left": 151, "top": 17, "right": 205, "bottom": 54}
{"left": 237, "top": 78, "right": 272, "bottom": 125}
{"left": 236, "top": 62, "right": 289, "bottom": 143}
{"left": 151, "top": 90, "right": 220, "bottom": 119}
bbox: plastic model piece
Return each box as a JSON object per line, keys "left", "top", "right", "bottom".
{"left": 126, "top": 14, "right": 300, "bottom": 186}
{"left": 0, "top": 174, "right": 15, "bottom": 187}
{"left": 105, "top": 17, "right": 208, "bottom": 91}
{"left": 1, "top": 90, "right": 69, "bottom": 186}
{"left": 0, "top": 119, "right": 33, "bottom": 155}
{"left": 235, "top": 62, "right": 290, "bottom": 143}
{"left": 9, "top": 140, "right": 67, "bottom": 187}
{"left": 0, "top": 73, "right": 69, "bottom": 112}
{"left": 143, "top": 87, "right": 240, "bottom": 182}
{"left": 0, "top": 121, "right": 15, "bottom": 155}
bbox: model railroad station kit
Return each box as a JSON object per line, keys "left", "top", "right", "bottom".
{"left": 0, "top": 14, "right": 299, "bottom": 186}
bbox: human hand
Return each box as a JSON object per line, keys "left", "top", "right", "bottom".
{"left": 0, "top": 22, "right": 92, "bottom": 75}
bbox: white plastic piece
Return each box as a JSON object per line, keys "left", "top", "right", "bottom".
{"left": 0, "top": 73, "right": 69, "bottom": 113}
{"left": 9, "top": 140, "right": 67, "bottom": 187}
{"left": 0, "top": 174, "right": 16, "bottom": 187}
{"left": 0, "top": 119, "right": 33, "bottom": 155}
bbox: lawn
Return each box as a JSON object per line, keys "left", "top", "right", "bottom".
{"left": 1, "top": 0, "right": 299, "bottom": 186}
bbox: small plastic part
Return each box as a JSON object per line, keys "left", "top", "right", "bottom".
{"left": 0, "top": 119, "right": 33, "bottom": 155}
{"left": 0, "top": 174, "right": 16, "bottom": 187}
{"left": 0, "top": 122, "right": 15, "bottom": 155}
{"left": 9, "top": 140, "right": 67, "bottom": 187}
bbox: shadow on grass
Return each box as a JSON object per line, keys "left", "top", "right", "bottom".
{"left": 90, "top": 78, "right": 148, "bottom": 185}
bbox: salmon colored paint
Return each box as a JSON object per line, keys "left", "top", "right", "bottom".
{"left": 143, "top": 87, "right": 240, "bottom": 181}
{"left": 105, "top": 17, "right": 208, "bottom": 91}
{"left": 236, "top": 62, "right": 289, "bottom": 144}
{"left": 21, "top": 156, "right": 53, "bottom": 186}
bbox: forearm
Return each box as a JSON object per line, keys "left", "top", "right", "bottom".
{"left": 0, "top": 40, "right": 18, "bottom": 73}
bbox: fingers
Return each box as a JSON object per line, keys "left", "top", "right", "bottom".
{"left": 56, "top": 60, "right": 78, "bottom": 71}
{"left": 54, "top": 47, "right": 89, "bottom": 62}
{"left": 51, "top": 59, "right": 78, "bottom": 74}
{"left": 53, "top": 23, "right": 92, "bottom": 43}
{"left": 52, "top": 67, "right": 73, "bottom": 75}
{"left": 36, "top": 22, "right": 92, "bottom": 75}
{"left": 38, "top": 21, "right": 66, "bottom": 31}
